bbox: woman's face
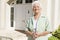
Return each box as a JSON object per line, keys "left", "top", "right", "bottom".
{"left": 33, "top": 3, "right": 42, "bottom": 15}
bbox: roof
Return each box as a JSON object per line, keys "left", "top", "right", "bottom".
{"left": 7, "top": 0, "right": 15, "bottom": 5}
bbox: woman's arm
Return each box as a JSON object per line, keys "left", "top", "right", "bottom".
{"left": 38, "top": 31, "right": 51, "bottom": 36}
{"left": 34, "top": 31, "right": 51, "bottom": 38}
{"left": 25, "top": 31, "right": 33, "bottom": 36}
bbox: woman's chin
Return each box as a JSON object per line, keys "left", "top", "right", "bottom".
{"left": 35, "top": 11, "right": 39, "bottom": 14}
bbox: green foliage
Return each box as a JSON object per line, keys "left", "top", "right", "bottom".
{"left": 52, "top": 25, "right": 60, "bottom": 39}
{"left": 48, "top": 36, "right": 59, "bottom": 40}
{"left": 48, "top": 25, "right": 60, "bottom": 40}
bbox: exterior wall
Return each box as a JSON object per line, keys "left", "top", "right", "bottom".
{"left": 58, "top": 0, "right": 60, "bottom": 25}
{"left": 0, "top": 0, "right": 60, "bottom": 30}
{"left": 14, "top": 0, "right": 48, "bottom": 30}
{"left": 0, "top": 0, "right": 1, "bottom": 27}
{"left": 47, "top": 0, "right": 60, "bottom": 30}
{"left": 39, "top": 0, "right": 60, "bottom": 31}
{"left": 0, "top": 0, "right": 6, "bottom": 29}
{"left": 14, "top": 4, "right": 33, "bottom": 30}
{"left": 47, "top": 0, "right": 55, "bottom": 31}
{"left": 55, "top": 0, "right": 59, "bottom": 30}
{"left": 5, "top": 3, "right": 12, "bottom": 30}
{"left": 0, "top": 0, "right": 11, "bottom": 30}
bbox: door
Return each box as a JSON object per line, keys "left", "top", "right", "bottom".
{"left": 14, "top": 4, "right": 33, "bottom": 30}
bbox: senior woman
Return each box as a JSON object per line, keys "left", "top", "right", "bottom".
{"left": 25, "top": 1, "right": 52, "bottom": 40}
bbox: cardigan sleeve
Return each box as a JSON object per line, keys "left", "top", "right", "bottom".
{"left": 45, "top": 18, "right": 52, "bottom": 33}
{"left": 25, "top": 20, "right": 29, "bottom": 31}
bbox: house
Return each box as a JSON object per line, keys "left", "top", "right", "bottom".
{"left": 7, "top": 0, "right": 47, "bottom": 31}
{"left": 0, "top": 0, "right": 60, "bottom": 40}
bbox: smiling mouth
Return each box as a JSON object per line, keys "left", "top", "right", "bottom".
{"left": 35, "top": 9, "right": 38, "bottom": 11}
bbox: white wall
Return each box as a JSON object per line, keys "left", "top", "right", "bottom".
{"left": 54, "top": 0, "right": 59, "bottom": 30}
{"left": 0, "top": 1, "right": 1, "bottom": 26}
{"left": 5, "top": 2, "right": 15, "bottom": 30}
{"left": 39, "top": 0, "right": 60, "bottom": 31}
{"left": 58, "top": 0, "right": 60, "bottom": 25}
{"left": 47, "top": 0, "right": 60, "bottom": 30}
{"left": 0, "top": 0, "right": 13, "bottom": 30}
{"left": 38, "top": 0, "right": 47, "bottom": 16}
{"left": 47, "top": 0, "right": 55, "bottom": 31}
{"left": 53, "top": 0, "right": 60, "bottom": 30}
{"left": 5, "top": 3, "right": 12, "bottom": 30}
{"left": 0, "top": 0, "right": 6, "bottom": 29}
{"left": 14, "top": 4, "right": 33, "bottom": 30}
{"left": 0, "top": 0, "right": 60, "bottom": 31}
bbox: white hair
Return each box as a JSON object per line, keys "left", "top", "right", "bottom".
{"left": 32, "top": 1, "right": 43, "bottom": 8}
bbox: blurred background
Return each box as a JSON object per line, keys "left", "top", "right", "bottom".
{"left": 0, "top": 0, "right": 60, "bottom": 40}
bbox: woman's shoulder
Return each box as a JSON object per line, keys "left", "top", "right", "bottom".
{"left": 41, "top": 15, "right": 47, "bottom": 19}
{"left": 26, "top": 16, "right": 33, "bottom": 22}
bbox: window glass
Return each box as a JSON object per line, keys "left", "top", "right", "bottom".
{"left": 11, "top": 7, "right": 14, "bottom": 27}
{"left": 16, "top": 0, "right": 22, "bottom": 4}
{"left": 25, "top": 0, "right": 32, "bottom": 3}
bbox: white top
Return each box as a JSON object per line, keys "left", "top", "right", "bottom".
{"left": 33, "top": 18, "right": 38, "bottom": 33}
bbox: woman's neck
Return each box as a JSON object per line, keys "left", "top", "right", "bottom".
{"left": 34, "top": 13, "right": 41, "bottom": 20}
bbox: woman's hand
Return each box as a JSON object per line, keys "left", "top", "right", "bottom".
{"left": 33, "top": 32, "right": 40, "bottom": 38}
{"left": 25, "top": 31, "right": 50, "bottom": 39}
{"left": 33, "top": 31, "right": 50, "bottom": 38}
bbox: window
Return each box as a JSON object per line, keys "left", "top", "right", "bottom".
{"left": 34, "top": 0, "right": 37, "bottom": 1}
{"left": 16, "top": 0, "right": 22, "bottom": 4}
{"left": 11, "top": 7, "right": 14, "bottom": 27}
{"left": 25, "top": 0, "right": 32, "bottom": 3}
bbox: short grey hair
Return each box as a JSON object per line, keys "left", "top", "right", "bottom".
{"left": 32, "top": 1, "right": 43, "bottom": 8}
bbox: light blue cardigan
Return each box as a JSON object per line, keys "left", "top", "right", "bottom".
{"left": 25, "top": 15, "right": 52, "bottom": 40}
